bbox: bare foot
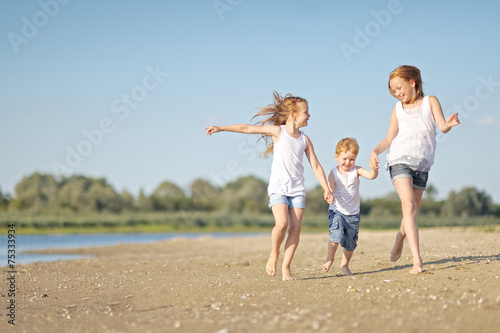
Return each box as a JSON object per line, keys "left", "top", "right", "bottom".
{"left": 320, "top": 260, "right": 333, "bottom": 272}
{"left": 409, "top": 265, "right": 424, "bottom": 274}
{"left": 282, "top": 267, "right": 294, "bottom": 281}
{"left": 409, "top": 257, "right": 423, "bottom": 274}
{"left": 341, "top": 265, "right": 353, "bottom": 276}
{"left": 266, "top": 254, "right": 278, "bottom": 276}
{"left": 390, "top": 231, "right": 405, "bottom": 262}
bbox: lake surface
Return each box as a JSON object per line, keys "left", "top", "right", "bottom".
{"left": 0, "top": 232, "right": 265, "bottom": 266}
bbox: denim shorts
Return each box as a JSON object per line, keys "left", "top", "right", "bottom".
{"left": 389, "top": 164, "right": 428, "bottom": 191}
{"left": 268, "top": 194, "right": 305, "bottom": 209}
{"left": 328, "top": 210, "right": 360, "bottom": 251}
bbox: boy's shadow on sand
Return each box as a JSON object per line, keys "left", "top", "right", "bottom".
{"left": 301, "top": 254, "right": 500, "bottom": 280}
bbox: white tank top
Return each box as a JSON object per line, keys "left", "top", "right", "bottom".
{"left": 329, "top": 166, "right": 360, "bottom": 215}
{"left": 267, "top": 125, "right": 306, "bottom": 196}
{"left": 386, "top": 96, "right": 437, "bottom": 172}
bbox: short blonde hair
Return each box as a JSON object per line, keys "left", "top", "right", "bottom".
{"left": 336, "top": 137, "right": 359, "bottom": 155}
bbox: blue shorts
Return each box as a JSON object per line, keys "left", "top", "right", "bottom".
{"left": 389, "top": 164, "right": 428, "bottom": 191}
{"left": 328, "top": 210, "right": 360, "bottom": 251}
{"left": 268, "top": 194, "right": 305, "bottom": 209}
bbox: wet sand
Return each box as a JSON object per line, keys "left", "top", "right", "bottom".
{"left": 1, "top": 227, "right": 499, "bottom": 332}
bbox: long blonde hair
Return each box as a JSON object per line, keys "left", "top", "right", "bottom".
{"left": 388, "top": 65, "right": 424, "bottom": 103}
{"left": 252, "top": 91, "right": 307, "bottom": 158}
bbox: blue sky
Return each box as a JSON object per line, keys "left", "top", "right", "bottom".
{"left": 1, "top": 0, "right": 500, "bottom": 203}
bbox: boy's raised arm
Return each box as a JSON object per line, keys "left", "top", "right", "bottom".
{"left": 357, "top": 166, "right": 378, "bottom": 180}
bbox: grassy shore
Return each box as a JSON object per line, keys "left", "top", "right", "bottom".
{"left": 1, "top": 211, "right": 499, "bottom": 234}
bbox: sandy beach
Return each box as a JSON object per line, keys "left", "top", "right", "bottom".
{"left": 1, "top": 227, "right": 499, "bottom": 333}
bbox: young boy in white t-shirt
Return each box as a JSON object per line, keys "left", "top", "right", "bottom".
{"left": 320, "top": 138, "right": 378, "bottom": 275}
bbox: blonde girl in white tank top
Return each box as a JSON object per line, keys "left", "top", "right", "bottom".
{"left": 206, "top": 92, "right": 333, "bottom": 281}
{"left": 369, "top": 66, "right": 460, "bottom": 274}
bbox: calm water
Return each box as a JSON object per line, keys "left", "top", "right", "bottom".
{"left": 0, "top": 232, "right": 264, "bottom": 266}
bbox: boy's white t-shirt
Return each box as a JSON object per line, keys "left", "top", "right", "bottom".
{"left": 267, "top": 125, "right": 306, "bottom": 197}
{"left": 386, "top": 96, "right": 437, "bottom": 172}
{"left": 329, "top": 166, "right": 360, "bottom": 215}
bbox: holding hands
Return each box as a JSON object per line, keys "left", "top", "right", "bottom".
{"left": 324, "top": 191, "right": 334, "bottom": 205}
{"left": 369, "top": 151, "right": 380, "bottom": 171}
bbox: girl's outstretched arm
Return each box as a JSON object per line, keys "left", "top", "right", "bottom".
{"left": 369, "top": 106, "right": 398, "bottom": 170}
{"left": 205, "top": 124, "right": 280, "bottom": 137}
{"left": 327, "top": 170, "right": 336, "bottom": 204}
{"left": 304, "top": 135, "right": 334, "bottom": 204}
{"left": 429, "top": 96, "right": 460, "bottom": 133}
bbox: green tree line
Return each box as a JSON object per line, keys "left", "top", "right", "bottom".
{"left": 1, "top": 172, "right": 499, "bottom": 219}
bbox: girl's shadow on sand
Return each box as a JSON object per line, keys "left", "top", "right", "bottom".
{"left": 302, "top": 254, "right": 500, "bottom": 280}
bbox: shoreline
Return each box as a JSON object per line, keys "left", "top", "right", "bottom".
{"left": 1, "top": 228, "right": 499, "bottom": 332}
{"left": 2, "top": 232, "right": 267, "bottom": 266}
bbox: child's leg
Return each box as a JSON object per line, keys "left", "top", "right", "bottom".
{"left": 267, "top": 203, "right": 289, "bottom": 276}
{"left": 341, "top": 249, "right": 354, "bottom": 276}
{"left": 281, "top": 207, "right": 304, "bottom": 281}
{"left": 391, "top": 188, "right": 424, "bottom": 264}
{"left": 390, "top": 221, "right": 406, "bottom": 262}
{"left": 393, "top": 178, "right": 424, "bottom": 274}
{"left": 320, "top": 241, "right": 339, "bottom": 272}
